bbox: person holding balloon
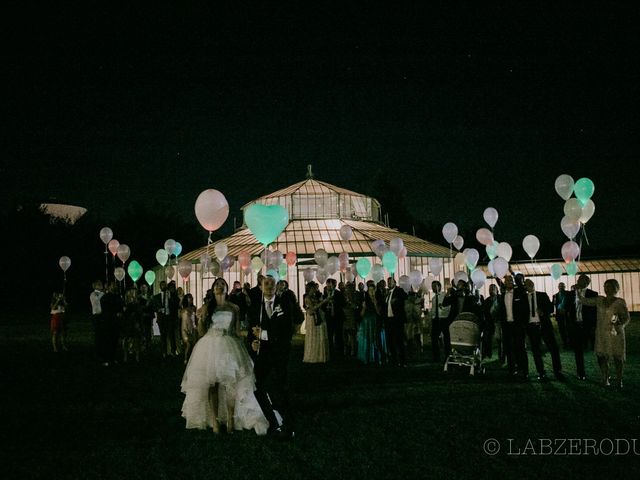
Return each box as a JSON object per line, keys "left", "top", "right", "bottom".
{"left": 50, "top": 292, "right": 68, "bottom": 353}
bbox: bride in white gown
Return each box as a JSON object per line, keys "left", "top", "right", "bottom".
{"left": 181, "top": 278, "right": 269, "bottom": 435}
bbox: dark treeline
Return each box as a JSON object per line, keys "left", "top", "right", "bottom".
{"left": 2, "top": 202, "right": 209, "bottom": 314}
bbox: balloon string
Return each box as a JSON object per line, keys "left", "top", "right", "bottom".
{"left": 581, "top": 224, "right": 590, "bottom": 247}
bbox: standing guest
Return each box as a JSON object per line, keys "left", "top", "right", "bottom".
{"left": 552, "top": 282, "right": 570, "bottom": 349}
{"left": 482, "top": 284, "right": 501, "bottom": 359}
{"left": 50, "top": 292, "right": 68, "bottom": 353}
{"left": 99, "top": 282, "right": 124, "bottom": 366}
{"left": 122, "top": 288, "right": 143, "bottom": 363}
{"left": 579, "top": 279, "right": 630, "bottom": 388}
{"left": 499, "top": 275, "right": 528, "bottom": 379}
{"left": 322, "top": 278, "right": 346, "bottom": 359}
{"left": 342, "top": 283, "right": 360, "bottom": 357}
{"left": 276, "top": 280, "right": 305, "bottom": 332}
{"left": 384, "top": 277, "right": 408, "bottom": 367}
{"left": 248, "top": 275, "right": 296, "bottom": 438}
{"left": 357, "top": 282, "right": 366, "bottom": 303}
{"left": 443, "top": 280, "right": 480, "bottom": 321}
{"left": 181, "top": 278, "right": 268, "bottom": 435}
{"left": 230, "top": 281, "right": 251, "bottom": 330}
{"left": 428, "top": 281, "right": 451, "bottom": 363}
{"left": 302, "top": 282, "right": 330, "bottom": 363}
{"left": 249, "top": 274, "right": 265, "bottom": 308}
{"left": 154, "top": 281, "right": 178, "bottom": 357}
{"left": 566, "top": 274, "right": 598, "bottom": 380}
{"left": 170, "top": 283, "right": 182, "bottom": 355}
{"left": 89, "top": 280, "right": 104, "bottom": 356}
{"left": 375, "top": 279, "right": 389, "bottom": 364}
{"left": 196, "top": 289, "right": 213, "bottom": 338}
{"left": 180, "top": 294, "right": 197, "bottom": 365}
{"left": 523, "top": 279, "right": 564, "bottom": 380}
{"left": 138, "top": 284, "right": 155, "bottom": 352}
{"left": 404, "top": 286, "right": 424, "bottom": 356}
{"left": 357, "top": 281, "right": 380, "bottom": 364}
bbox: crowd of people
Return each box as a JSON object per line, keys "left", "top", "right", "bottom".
{"left": 47, "top": 269, "right": 631, "bottom": 438}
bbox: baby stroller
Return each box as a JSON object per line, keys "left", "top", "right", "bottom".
{"left": 443, "top": 312, "right": 484, "bottom": 376}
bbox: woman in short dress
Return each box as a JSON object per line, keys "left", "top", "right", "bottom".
{"left": 181, "top": 278, "right": 268, "bottom": 435}
{"left": 579, "top": 279, "right": 630, "bottom": 387}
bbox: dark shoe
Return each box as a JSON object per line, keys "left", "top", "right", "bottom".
{"left": 555, "top": 371, "right": 566, "bottom": 381}
{"left": 577, "top": 375, "right": 586, "bottom": 381}
{"left": 537, "top": 373, "right": 548, "bottom": 381}
{"left": 270, "top": 426, "right": 294, "bottom": 440}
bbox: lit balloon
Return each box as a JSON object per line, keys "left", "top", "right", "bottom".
{"left": 238, "top": 251, "right": 251, "bottom": 268}
{"left": 116, "top": 244, "right": 131, "bottom": 263}
{"left": 409, "top": 270, "right": 423, "bottom": 291}
{"left": 579, "top": 200, "right": 595, "bottom": 224}
{"left": 326, "top": 256, "right": 340, "bottom": 275}
{"left": 221, "top": 255, "right": 234, "bottom": 272}
{"left": 453, "top": 271, "right": 469, "bottom": 285}
{"left": 356, "top": 258, "right": 372, "bottom": 278}
{"left": 554, "top": 174, "right": 575, "bottom": 201}
{"left": 493, "top": 257, "right": 509, "bottom": 278}
{"left": 471, "top": 269, "right": 486, "bottom": 289}
{"left": 178, "top": 260, "right": 192, "bottom": 279}
{"left": 390, "top": 238, "right": 404, "bottom": 256}
{"left": 114, "top": 267, "right": 125, "bottom": 282}
{"left": 338, "top": 252, "right": 350, "bottom": 270}
{"left": 314, "top": 249, "right": 328, "bottom": 267}
{"left": 59, "top": 256, "right": 71, "bottom": 272}
{"left": 465, "top": 248, "right": 479, "bottom": 269}
{"left": 561, "top": 241, "right": 580, "bottom": 263}
{"left": 399, "top": 275, "right": 411, "bottom": 291}
{"left": 267, "top": 250, "right": 283, "bottom": 269}
{"left": 452, "top": 235, "right": 464, "bottom": 251}
{"left": 566, "top": 261, "right": 579, "bottom": 276}
{"left": 144, "top": 270, "right": 156, "bottom": 286}
{"left": 278, "top": 262, "right": 288, "bottom": 278}
{"left": 108, "top": 239, "right": 120, "bottom": 257}
{"left": 398, "top": 246, "right": 407, "bottom": 258}
{"left": 210, "top": 260, "right": 221, "bottom": 276}
{"left": 214, "top": 242, "right": 228, "bottom": 262}
{"left": 573, "top": 178, "right": 595, "bottom": 206}
{"left": 165, "top": 265, "right": 175, "bottom": 280}
{"left": 127, "top": 260, "right": 143, "bottom": 282}
{"left": 303, "top": 269, "right": 315, "bottom": 283}
{"left": 522, "top": 235, "right": 540, "bottom": 259}
{"left": 563, "top": 198, "right": 582, "bottom": 222}
{"left": 194, "top": 189, "right": 229, "bottom": 232}
{"left": 550, "top": 263, "right": 563, "bottom": 280}
{"left": 315, "top": 268, "right": 327, "bottom": 284}
{"left": 496, "top": 242, "right": 512, "bottom": 262}
{"left": 429, "top": 258, "right": 443, "bottom": 277}
{"left": 173, "top": 242, "right": 182, "bottom": 257}
{"left": 382, "top": 251, "right": 398, "bottom": 275}
{"left": 245, "top": 203, "right": 288, "bottom": 246}
{"left": 345, "top": 269, "right": 355, "bottom": 283}
{"left": 371, "top": 240, "right": 386, "bottom": 258}
{"left": 476, "top": 228, "right": 493, "bottom": 246}
{"left": 266, "top": 268, "right": 280, "bottom": 283}
{"left": 487, "top": 259, "right": 496, "bottom": 277}
{"left": 200, "top": 254, "right": 211, "bottom": 271}
{"left": 483, "top": 207, "right": 499, "bottom": 228}
{"left": 250, "top": 257, "right": 263, "bottom": 273}
{"left": 486, "top": 241, "right": 498, "bottom": 260}
{"left": 454, "top": 252, "right": 466, "bottom": 268}
{"left": 442, "top": 222, "right": 458, "bottom": 244}
{"left": 371, "top": 264, "right": 385, "bottom": 283}
{"left": 156, "top": 249, "right": 169, "bottom": 267}
{"left": 285, "top": 251, "right": 297, "bottom": 266}
{"left": 560, "top": 216, "right": 581, "bottom": 240}
{"left": 164, "top": 239, "right": 176, "bottom": 256}
{"left": 339, "top": 225, "right": 353, "bottom": 241}
{"left": 99, "top": 227, "right": 113, "bottom": 245}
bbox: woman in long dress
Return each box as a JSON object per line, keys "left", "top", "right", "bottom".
{"left": 357, "top": 282, "right": 379, "bottom": 364}
{"left": 180, "top": 293, "right": 197, "bottom": 364}
{"left": 579, "top": 279, "right": 630, "bottom": 387}
{"left": 181, "top": 278, "right": 269, "bottom": 435}
{"left": 303, "top": 282, "right": 330, "bottom": 363}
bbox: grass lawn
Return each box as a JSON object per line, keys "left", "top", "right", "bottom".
{"left": 2, "top": 313, "right": 639, "bottom": 479}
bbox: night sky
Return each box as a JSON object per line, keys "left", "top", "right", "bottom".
{"left": 4, "top": 3, "right": 639, "bottom": 255}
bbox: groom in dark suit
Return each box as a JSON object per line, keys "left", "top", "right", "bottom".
{"left": 247, "top": 275, "right": 295, "bottom": 438}
{"left": 566, "top": 274, "right": 598, "bottom": 379}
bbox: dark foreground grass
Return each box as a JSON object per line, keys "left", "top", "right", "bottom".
{"left": 2, "top": 314, "right": 639, "bottom": 479}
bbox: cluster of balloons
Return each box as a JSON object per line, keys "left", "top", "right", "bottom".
{"left": 99, "top": 227, "right": 153, "bottom": 285}
{"left": 553, "top": 174, "right": 596, "bottom": 278}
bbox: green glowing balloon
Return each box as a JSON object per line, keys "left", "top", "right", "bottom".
{"left": 245, "top": 203, "right": 289, "bottom": 247}
{"left": 550, "top": 263, "right": 563, "bottom": 280}
{"left": 566, "top": 261, "right": 579, "bottom": 276}
{"left": 278, "top": 262, "right": 288, "bottom": 278}
{"left": 356, "top": 258, "right": 372, "bottom": 278}
{"left": 144, "top": 270, "right": 156, "bottom": 286}
{"left": 382, "top": 251, "right": 398, "bottom": 275}
{"left": 486, "top": 241, "right": 499, "bottom": 260}
{"left": 573, "top": 178, "right": 595, "bottom": 207}
{"left": 127, "top": 260, "right": 143, "bottom": 282}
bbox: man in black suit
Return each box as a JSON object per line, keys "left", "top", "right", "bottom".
{"left": 153, "top": 281, "right": 179, "bottom": 357}
{"left": 498, "top": 274, "right": 528, "bottom": 380}
{"left": 552, "top": 282, "right": 570, "bottom": 348}
{"left": 248, "top": 275, "right": 295, "bottom": 438}
{"left": 322, "top": 278, "right": 345, "bottom": 358}
{"left": 443, "top": 280, "right": 481, "bottom": 322}
{"left": 566, "top": 274, "right": 598, "bottom": 379}
{"left": 523, "top": 279, "right": 564, "bottom": 380}
{"left": 249, "top": 274, "right": 265, "bottom": 308}
{"left": 383, "top": 276, "right": 408, "bottom": 367}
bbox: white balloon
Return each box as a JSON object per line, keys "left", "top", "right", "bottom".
{"left": 316, "top": 268, "right": 328, "bottom": 284}
{"left": 563, "top": 198, "right": 582, "bottom": 221}
{"left": 483, "top": 207, "right": 499, "bottom": 228}
{"left": 409, "top": 270, "right": 423, "bottom": 291}
{"left": 398, "top": 275, "right": 411, "bottom": 291}
{"left": 465, "top": 248, "right": 479, "bottom": 269}
{"left": 561, "top": 241, "right": 580, "bottom": 263}
{"left": 326, "top": 256, "right": 340, "bottom": 275}
{"left": 99, "top": 227, "right": 113, "bottom": 245}
{"left": 452, "top": 235, "right": 464, "bottom": 251}
{"left": 345, "top": 269, "right": 355, "bottom": 283}
{"left": 114, "top": 267, "right": 126, "bottom": 281}
{"left": 471, "top": 269, "right": 486, "bottom": 289}
{"left": 314, "top": 249, "right": 328, "bottom": 267}
{"left": 116, "top": 244, "right": 131, "bottom": 263}
{"left": 340, "top": 225, "right": 353, "bottom": 241}
{"left": 371, "top": 264, "right": 385, "bottom": 283}
{"left": 442, "top": 222, "right": 458, "bottom": 244}
{"left": 59, "top": 256, "right": 71, "bottom": 272}
{"left": 210, "top": 260, "right": 221, "bottom": 276}
{"left": 398, "top": 246, "right": 408, "bottom": 259}
{"left": 165, "top": 265, "right": 175, "bottom": 279}
{"left": 487, "top": 259, "right": 496, "bottom": 277}
{"left": 580, "top": 200, "right": 595, "bottom": 224}
{"left": 429, "top": 258, "right": 443, "bottom": 276}
{"left": 560, "top": 216, "right": 581, "bottom": 240}
{"left": 303, "top": 269, "right": 315, "bottom": 283}
{"left": 178, "top": 260, "right": 192, "bottom": 279}
{"left": 164, "top": 239, "right": 176, "bottom": 256}
{"left": 453, "top": 271, "right": 469, "bottom": 285}
{"left": 476, "top": 228, "right": 493, "bottom": 246}
{"left": 214, "top": 242, "right": 228, "bottom": 262}
{"left": 493, "top": 257, "right": 509, "bottom": 278}
{"left": 522, "top": 235, "right": 540, "bottom": 259}
{"left": 390, "top": 238, "right": 404, "bottom": 255}
{"left": 454, "top": 252, "right": 466, "bottom": 268}
{"left": 555, "top": 174, "right": 575, "bottom": 201}
{"left": 496, "top": 242, "right": 512, "bottom": 262}
{"left": 194, "top": 189, "right": 229, "bottom": 232}
{"left": 199, "top": 254, "right": 211, "bottom": 271}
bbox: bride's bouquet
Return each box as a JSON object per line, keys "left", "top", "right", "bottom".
{"left": 610, "top": 314, "right": 618, "bottom": 336}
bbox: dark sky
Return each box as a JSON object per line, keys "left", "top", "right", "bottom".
{"left": 4, "top": 3, "right": 639, "bottom": 254}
